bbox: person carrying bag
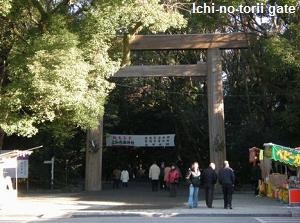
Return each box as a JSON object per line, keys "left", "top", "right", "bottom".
{"left": 186, "top": 162, "right": 201, "bottom": 208}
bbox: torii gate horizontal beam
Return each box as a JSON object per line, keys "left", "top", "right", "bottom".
{"left": 129, "top": 32, "right": 256, "bottom": 50}
{"left": 113, "top": 64, "right": 207, "bottom": 77}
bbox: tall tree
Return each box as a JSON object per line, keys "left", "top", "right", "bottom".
{"left": 0, "top": 0, "right": 186, "bottom": 146}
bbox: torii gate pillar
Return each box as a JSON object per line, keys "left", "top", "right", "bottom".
{"left": 207, "top": 48, "right": 226, "bottom": 171}
{"left": 85, "top": 120, "right": 103, "bottom": 191}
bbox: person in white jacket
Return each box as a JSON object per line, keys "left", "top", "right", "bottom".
{"left": 149, "top": 161, "right": 160, "bottom": 191}
{"left": 120, "top": 168, "right": 129, "bottom": 188}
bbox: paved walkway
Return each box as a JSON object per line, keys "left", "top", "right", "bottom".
{"left": 0, "top": 183, "right": 299, "bottom": 221}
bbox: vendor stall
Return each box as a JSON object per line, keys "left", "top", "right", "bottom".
{"left": 263, "top": 143, "right": 300, "bottom": 206}
{"left": 0, "top": 150, "right": 33, "bottom": 198}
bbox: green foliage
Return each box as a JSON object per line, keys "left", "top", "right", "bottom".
{"left": 115, "top": 0, "right": 186, "bottom": 33}
{"left": 0, "top": 0, "right": 186, "bottom": 138}
{"left": 0, "top": 0, "right": 11, "bottom": 16}
{"left": 1, "top": 23, "right": 107, "bottom": 136}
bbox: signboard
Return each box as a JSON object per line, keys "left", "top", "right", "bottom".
{"left": 0, "top": 157, "right": 29, "bottom": 178}
{"left": 289, "top": 189, "right": 300, "bottom": 206}
{"left": 264, "top": 143, "right": 300, "bottom": 167}
{"left": 106, "top": 134, "right": 175, "bottom": 147}
{"left": 17, "top": 158, "right": 29, "bottom": 178}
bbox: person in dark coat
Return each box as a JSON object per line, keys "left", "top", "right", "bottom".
{"left": 201, "top": 163, "right": 218, "bottom": 208}
{"left": 159, "top": 162, "right": 166, "bottom": 190}
{"left": 112, "top": 167, "right": 121, "bottom": 189}
{"left": 218, "top": 160, "right": 235, "bottom": 209}
{"left": 251, "top": 161, "right": 262, "bottom": 196}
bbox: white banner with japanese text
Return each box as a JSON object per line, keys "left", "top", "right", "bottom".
{"left": 106, "top": 134, "right": 175, "bottom": 147}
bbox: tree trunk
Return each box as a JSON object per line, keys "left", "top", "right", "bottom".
{"left": 0, "top": 128, "right": 5, "bottom": 150}
{"left": 121, "top": 34, "right": 131, "bottom": 67}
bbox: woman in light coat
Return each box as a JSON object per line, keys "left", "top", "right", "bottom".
{"left": 120, "top": 168, "right": 129, "bottom": 188}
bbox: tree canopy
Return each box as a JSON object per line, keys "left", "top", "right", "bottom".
{"left": 0, "top": 0, "right": 186, "bottom": 137}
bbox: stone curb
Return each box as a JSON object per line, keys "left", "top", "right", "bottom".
{"left": 70, "top": 212, "right": 293, "bottom": 218}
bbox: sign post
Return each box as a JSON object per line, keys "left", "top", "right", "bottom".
{"left": 44, "top": 156, "right": 55, "bottom": 189}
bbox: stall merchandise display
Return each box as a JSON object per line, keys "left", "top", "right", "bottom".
{"left": 261, "top": 143, "right": 300, "bottom": 205}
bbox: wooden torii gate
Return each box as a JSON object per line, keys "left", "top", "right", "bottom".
{"left": 85, "top": 32, "right": 255, "bottom": 191}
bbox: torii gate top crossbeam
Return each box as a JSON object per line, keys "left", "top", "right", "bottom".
{"left": 129, "top": 32, "right": 256, "bottom": 50}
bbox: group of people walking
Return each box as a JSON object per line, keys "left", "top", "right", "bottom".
{"left": 149, "top": 159, "right": 235, "bottom": 209}
{"left": 149, "top": 161, "right": 181, "bottom": 197}
{"left": 186, "top": 160, "right": 235, "bottom": 209}
{"left": 112, "top": 167, "right": 129, "bottom": 189}
{"left": 112, "top": 160, "right": 236, "bottom": 210}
